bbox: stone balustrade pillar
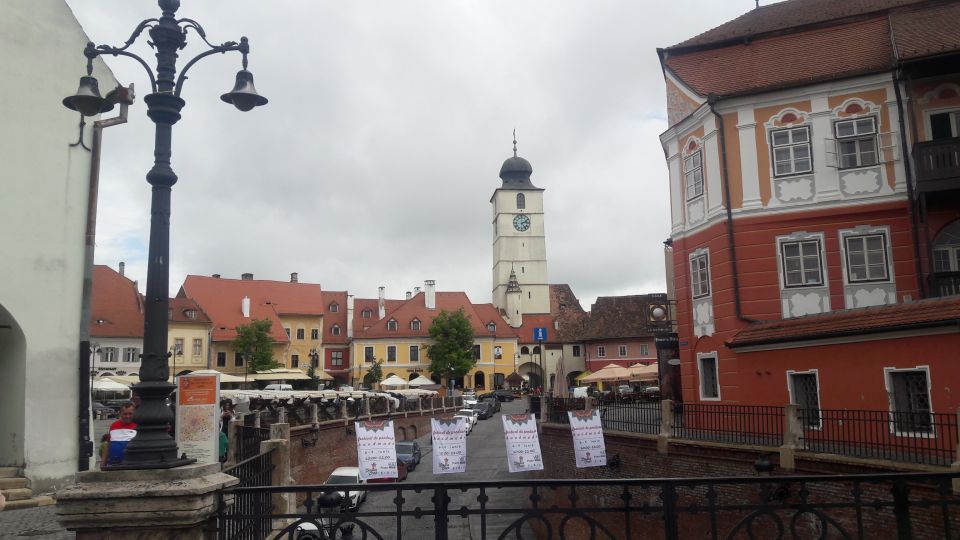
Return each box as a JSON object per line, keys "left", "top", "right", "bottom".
{"left": 779, "top": 404, "right": 803, "bottom": 471}
{"left": 658, "top": 399, "right": 674, "bottom": 454}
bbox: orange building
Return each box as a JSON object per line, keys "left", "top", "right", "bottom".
{"left": 658, "top": 0, "right": 960, "bottom": 434}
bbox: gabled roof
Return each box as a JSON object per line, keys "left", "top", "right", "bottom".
{"left": 353, "top": 297, "right": 406, "bottom": 332}
{"left": 728, "top": 296, "right": 960, "bottom": 348}
{"left": 168, "top": 297, "right": 211, "bottom": 325}
{"left": 576, "top": 294, "right": 663, "bottom": 342}
{"left": 668, "top": 0, "right": 925, "bottom": 50}
{"left": 180, "top": 275, "right": 325, "bottom": 342}
{"left": 355, "top": 291, "right": 519, "bottom": 340}
{"left": 890, "top": 1, "right": 960, "bottom": 61}
{"left": 91, "top": 265, "right": 143, "bottom": 338}
{"left": 513, "top": 285, "right": 587, "bottom": 343}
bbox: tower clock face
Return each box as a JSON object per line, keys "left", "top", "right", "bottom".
{"left": 513, "top": 214, "right": 531, "bottom": 232}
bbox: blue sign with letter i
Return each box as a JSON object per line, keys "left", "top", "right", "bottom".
{"left": 533, "top": 327, "right": 548, "bottom": 341}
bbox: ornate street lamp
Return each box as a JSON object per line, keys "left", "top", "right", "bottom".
{"left": 63, "top": 0, "right": 267, "bottom": 469}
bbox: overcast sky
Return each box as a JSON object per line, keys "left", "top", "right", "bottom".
{"left": 66, "top": 0, "right": 753, "bottom": 311}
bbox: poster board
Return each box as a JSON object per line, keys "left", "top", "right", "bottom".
{"left": 501, "top": 414, "right": 543, "bottom": 473}
{"left": 356, "top": 419, "right": 398, "bottom": 480}
{"left": 176, "top": 373, "right": 220, "bottom": 465}
{"left": 431, "top": 417, "right": 467, "bottom": 474}
{"left": 568, "top": 409, "right": 607, "bottom": 468}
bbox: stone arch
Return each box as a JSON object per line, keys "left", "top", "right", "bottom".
{"left": 410, "top": 425, "right": 418, "bottom": 439}
{"left": 473, "top": 371, "right": 485, "bottom": 389}
{"left": 517, "top": 361, "right": 542, "bottom": 388}
{"left": 397, "top": 426, "right": 407, "bottom": 441}
{"left": 408, "top": 372, "right": 419, "bottom": 381}
{"left": 0, "top": 302, "right": 26, "bottom": 468}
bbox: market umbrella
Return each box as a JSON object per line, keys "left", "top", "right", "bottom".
{"left": 251, "top": 368, "right": 314, "bottom": 381}
{"left": 189, "top": 369, "right": 247, "bottom": 383}
{"left": 380, "top": 374, "right": 409, "bottom": 388}
{"left": 505, "top": 372, "right": 525, "bottom": 386}
{"left": 554, "top": 354, "right": 569, "bottom": 398}
{"left": 575, "top": 370, "right": 593, "bottom": 383}
{"left": 580, "top": 363, "right": 633, "bottom": 383}
{"left": 408, "top": 375, "right": 439, "bottom": 387}
{"left": 92, "top": 378, "right": 131, "bottom": 392}
{"left": 629, "top": 363, "right": 660, "bottom": 382}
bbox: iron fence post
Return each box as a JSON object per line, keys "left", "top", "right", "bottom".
{"left": 434, "top": 485, "right": 450, "bottom": 540}
{"left": 662, "top": 482, "right": 679, "bottom": 540}
{"left": 891, "top": 479, "right": 912, "bottom": 540}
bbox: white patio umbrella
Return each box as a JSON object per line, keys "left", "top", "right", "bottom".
{"left": 379, "top": 374, "right": 409, "bottom": 389}
{"left": 408, "top": 375, "right": 439, "bottom": 387}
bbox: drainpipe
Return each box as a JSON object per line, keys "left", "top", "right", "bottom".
{"left": 708, "top": 94, "right": 756, "bottom": 323}
{"left": 77, "top": 84, "right": 134, "bottom": 471}
{"left": 892, "top": 68, "right": 926, "bottom": 299}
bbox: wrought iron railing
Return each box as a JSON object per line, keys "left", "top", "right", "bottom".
{"left": 543, "top": 397, "right": 587, "bottom": 424}
{"left": 930, "top": 271, "right": 960, "bottom": 297}
{"left": 220, "top": 448, "right": 275, "bottom": 540}
{"left": 913, "top": 137, "right": 960, "bottom": 189}
{"left": 218, "top": 471, "right": 960, "bottom": 539}
{"left": 672, "top": 403, "right": 785, "bottom": 448}
{"left": 800, "top": 408, "right": 959, "bottom": 467}
{"left": 597, "top": 399, "right": 661, "bottom": 434}
{"left": 235, "top": 424, "right": 272, "bottom": 462}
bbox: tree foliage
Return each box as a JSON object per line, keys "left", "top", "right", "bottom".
{"left": 427, "top": 308, "right": 476, "bottom": 383}
{"left": 233, "top": 318, "right": 280, "bottom": 373}
{"left": 363, "top": 359, "right": 384, "bottom": 387}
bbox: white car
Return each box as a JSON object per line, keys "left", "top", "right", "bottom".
{"left": 324, "top": 466, "right": 367, "bottom": 511}
{"left": 453, "top": 414, "right": 475, "bottom": 434}
{"left": 457, "top": 408, "right": 479, "bottom": 428}
{"left": 463, "top": 396, "right": 479, "bottom": 407}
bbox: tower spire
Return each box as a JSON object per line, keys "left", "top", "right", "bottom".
{"left": 512, "top": 128, "right": 518, "bottom": 158}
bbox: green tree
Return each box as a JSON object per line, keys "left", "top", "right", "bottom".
{"left": 427, "top": 308, "right": 476, "bottom": 389}
{"left": 363, "top": 359, "right": 384, "bottom": 388}
{"left": 233, "top": 318, "right": 280, "bottom": 373}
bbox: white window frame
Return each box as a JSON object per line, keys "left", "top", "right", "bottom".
{"left": 842, "top": 231, "right": 891, "bottom": 283}
{"left": 771, "top": 126, "right": 812, "bottom": 177}
{"left": 311, "top": 328, "right": 320, "bottom": 340}
{"left": 329, "top": 303, "right": 339, "bottom": 313}
{"left": 124, "top": 347, "right": 140, "bottom": 363}
{"left": 409, "top": 345, "right": 419, "bottom": 362}
{"left": 362, "top": 309, "right": 372, "bottom": 319}
{"left": 640, "top": 343, "right": 649, "bottom": 356}
{"left": 387, "top": 346, "right": 397, "bottom": 362}
{"left": 786, "top": 369, "right": 823, "bottom": 430}
{"left": 778, "top": 237, "right": 824, "bottom": 288}
{"left": 697, "top": 352, "right": 721, "bottom": 401}
{"left": 103, "top": 347, "right": 117, "bottom": 363}
{"left": 331, "top": 351, "right": 344, "bottom": 366}
{"left": 331, "top": 325, "right": 341, "bottom": 336}
{"left": 364, "top": 346, "right": 374, "bottom": 362}
{"left": 618, "top": 345, "right": 627, "bottom": 357}
{"left": 192, "top": 338, "right": 202, "bottom": 356}
{"left": 683, "top": 150, "right": 703, "bottom": 201}
{"left": 834, "top": 117, "right": 878, "bottom": 170}
{"left": 572, "top": 345, "right": 581, "bottom": 357}
{"left": 883, "top": 366, "right": 935, "bottom": 438}
{"left": 411, "top": 319, "right": 421, "bottom": 331}
{"left": 690, "top": 252, "right": 711, "bottom": 299}
{"left": 173, "top": 338, "right": 184, "bottom": 355}
{"left": 596, "top": 346, "right": 606, "bottom": 358}
{"left": 924, "top": 107, "right": 960, "bottom": 140}
{"left": 387, "top": 319, "right": 398, "bottom": 331}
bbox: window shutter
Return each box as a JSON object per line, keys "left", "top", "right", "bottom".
{"left": 823, "top": 138, "right": 838, "bottom": 168}
{"left": 878, "top": 131, "right": 900, "bottom": 162}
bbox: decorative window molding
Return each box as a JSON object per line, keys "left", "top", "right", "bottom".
{"left": 411, "top": 319, "right": 421, "bottom": 331}
{"left": 786, "top": 369, "right": 822, "bottom": 429}
{"left": 331, "top": 324, "right": 341, "bottom": 336}
{"left": 683, "top": 150, "right": 703, "bottom": 201}
{"left": 516, "top": 193, "right": 526, "bottom": 209}
{"left": 387, "top": 319, "right": 398, "bottom": 331}
{"left": 777, "top": 233, "right": 825, "bottom": 288}
{"left": 697, "top": 352, "right": 721, "bottom": 401}
{"left": 597, "top": 346, "right": 606, "bottom": 358}
{"left": 690, "top": 250, "right": 711, "bottom": 299}
{"left": 771, "top": 126, "right": 812, "bottom": 177}
{"left": 840, "top": 226, "right": 892, "bottom": 284}
{"left": 834, "top": 117, "right": 879, "bottom": 170}
{"left": 329, "top": 303, "right": 339, "bottom": 313}
{"left": 883, "top": 366, "right": 935, "bottom": 437}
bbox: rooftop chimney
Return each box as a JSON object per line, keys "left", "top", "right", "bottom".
{"left": 425, "top": 280, "right": 436, "bottom": 310}
{"left": 405, "top": 291, "right": 412, "bottom": 300}
{"left": 212, "top": 274, "right": 221, "bottom": 278}
{"left": 241, "top": 296, "right": 251, "bottom": 318}
{"left": 414, "top": 287, "right": 421, "bottom": 295}
{"left": 347, "top": 294, "right": 355, "bottom": 339}
{"left": 241, "top": 273, "right": 253, "bottom": 280}
{"left": 290, "top": 272, "right": 299, "bottom": 283}
{"left": 378, "top": 286, "right": 386, "bottom": 320}
{"left": 118, "top": 261, "right": 125, "bottom": 276}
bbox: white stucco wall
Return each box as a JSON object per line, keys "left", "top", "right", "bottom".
{"left": 0, "top": 1, "right": 115, "bottom": 492}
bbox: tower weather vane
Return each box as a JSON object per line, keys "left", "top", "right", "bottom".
{"left": 513, "top": 129, "right": 518, "bottom": 157}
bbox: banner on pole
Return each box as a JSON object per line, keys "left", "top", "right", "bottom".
{"left": 176, "top": 373, "right": 220, "bottom": 466}
{"left": 355, "top": 419, "right": 397, "bottom": 480}
{"left": 568, "top": 409, "right": 607, "bottom": 468}
{"left": 501, "top": 414, "right": 543, "bottom": 473}
{"left": 431, "top": 417, "right": 467, "bottom": 474}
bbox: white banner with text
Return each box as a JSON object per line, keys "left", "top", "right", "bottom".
{"left": 355, "top": 419, "right": 397, "bottom": 480}
{"left": 501, "top": 414, "right": 544, "bottom": 473}
{"left": 431, "top": 417, "right": 468, "bottom": 474}
{"left": 568, "top": 409, "right": 607, "bottom": 468}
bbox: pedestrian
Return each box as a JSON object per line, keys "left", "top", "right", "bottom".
{"left": 97, "top": 433, "right": 110, "bottom": 468}
{"left": 102, "top": 401, "right": 137, "bottom": 467}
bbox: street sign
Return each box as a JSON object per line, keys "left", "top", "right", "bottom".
{"left": 533, "top": 327, "right": 548, "bottom": 341}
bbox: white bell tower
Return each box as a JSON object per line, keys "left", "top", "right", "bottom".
{"left": 492, "top": 135, "right": 549, "bottom": 315}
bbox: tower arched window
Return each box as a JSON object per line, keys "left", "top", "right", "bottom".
{"left": 516, "top": 193, "right": 526, "bottom": 209}
{"left": 521, "top": 346, "right": 530, "bottom": 355}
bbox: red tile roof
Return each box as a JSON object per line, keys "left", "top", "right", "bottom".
{"left": 664, "top": 17, "right": 894, "bottom": 98}
{"left": 728, "top": 296, "right": 960, "bottom": 347}
{"left": 669, "top": 0, "right": 925, "bottom": 50}
{"left": 323, "top": 291, "right": 350, "bottom": 344}
{"left": 576, "top": 294, "right": 663, "bottom": 342}
{"left": 353, "top": 297, "right": 406, "bottom": 333}
{"left": 168, "top": 297, "right": 211, "bottom": 325}
{"left": 180, "top": 275, "right": 324, "bottom": 342}
{"left": 355, "top": 291, "right": 519, "bottom": 340}
{"left": 91, "top": 265, "right": 143, "bottom": 338}
{"left": 890, "top": 1, "right": 960, "bottom": 60}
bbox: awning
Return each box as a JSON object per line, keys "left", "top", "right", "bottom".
{"left": 628, "top": 363, "right": 660, "bottom": 381}
{"left": 581, "top": 364, "right": 633, "bottom": 383}
{"left": 250, "top": 368, "right": 313, "bottom": 381}
{"left": 92, "top": 379, "right": 131, "bottom": 392}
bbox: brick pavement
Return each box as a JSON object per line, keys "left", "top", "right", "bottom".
{"left": 0, "top": 505, "right": 73, "bottom": 540}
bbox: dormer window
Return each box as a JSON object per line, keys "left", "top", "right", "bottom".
{"left": 387, "top": 319, "right": 398, "bottom": 331}
{"left": 411, "top": 319, "right": 421, "bottom": 331}
{"left": 331, "top": 324, "right": 341, "bottom": 336}
{"left": 185, "top": 309, "right": 197, "bottom": 320}
{"left": 362, "top": 309, "right": 372, "bottom": 319}
{"left": 329, "top": 302, "right": 339, "bottom": 313}
{"left": 486, "top": 322, "right": 496, "bottom": 332}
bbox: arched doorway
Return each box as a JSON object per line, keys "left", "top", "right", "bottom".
{"left": 408, "top": 372, "right": 419, "bottom": 381}
{"left": 0, "top": 303, "right": 26, "bottom": 468}
{"left": 517, "top": 361, "right": 542, "bottom": 389}
{"left": 473, "top": 372, "right": 485, "bottom": 390}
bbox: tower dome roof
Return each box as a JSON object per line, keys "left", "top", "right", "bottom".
{"left": 498, "top": 133, "right": 539, "bottom": 189}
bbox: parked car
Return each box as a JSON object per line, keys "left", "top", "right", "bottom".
{"left": 324, "top": 467, "right": 367, "bottom": 511}
{"left": 641, "top": 386, "right": 661, "bottom": 401}
{"left": 479, "top": 389, "right": 514, "bottom": 402}
{"left": 92, "top": 401, "right": 116, "bottom": 419}
{"left": 453, "top": 413, "right": 475, "bottom": 434}
{"left": 481, "top": 396, "right": 501, "bottom": 413}
{"left": 368, "top": 460, "right": 408, "bottom": 483}
{"left": 471, "top": 401, "right": 494, "bottom": 419}
{"left": 264, "top": 383, "right": 293, "bottom": 392}
{"left": 395, "top": 441, "right": 422, "bottom": 471}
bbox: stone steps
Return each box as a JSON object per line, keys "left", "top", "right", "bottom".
{"left": 2, "top": 487, "right": 33, "bottom": 501}
{"left": 0, "top": 477, "right": 27, "bottom": 490}
{"left": 0, "top": 467, "right": 18, "bottom": 478}
{"left": 3, "top": 495, "right": 55, "bottom": 510}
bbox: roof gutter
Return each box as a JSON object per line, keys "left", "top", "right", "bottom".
{"left": 708, "top": 94, "right": 756, "bottom": 324}
{"left": 891, "top": 67, "right": 926, "bottom": 298}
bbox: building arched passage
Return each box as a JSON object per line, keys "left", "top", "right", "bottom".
{"left": 567, "top": 371, "right": 583, "bottom": 387}
{"left": 408, "top": 372, "right": 419, "bottom": 381}
{"left": 0, "top": 302, "right": 26, "bottom": 468}
{"left": 517, "top": 361, "right": 542, "bottom": 388}
{"left": 473, "top": 372, "right": 485, "bottom": 390}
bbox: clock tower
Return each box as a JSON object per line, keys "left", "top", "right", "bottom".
{"left": 492, "top": 137, "right": 549, "bottom": 322}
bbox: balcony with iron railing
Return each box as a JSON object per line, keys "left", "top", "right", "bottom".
{"left": 930, "top": 270, "right": 960, "bottom": 298}
{"left": 913, "top": 137, "right": 960, "bottom": 193}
